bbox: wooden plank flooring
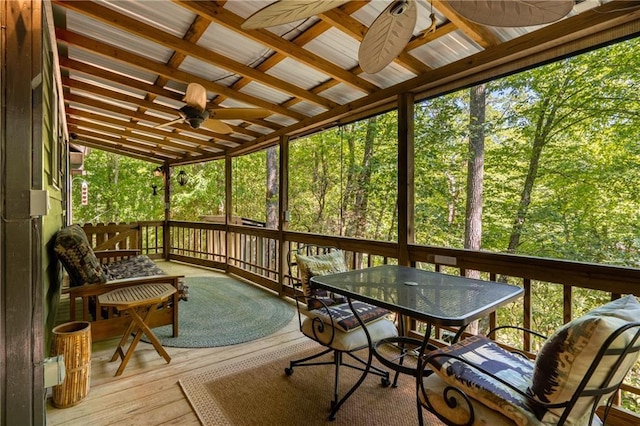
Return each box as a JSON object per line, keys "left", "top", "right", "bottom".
{"left": 46, "top": 261, "right": 307, "bottom": 426}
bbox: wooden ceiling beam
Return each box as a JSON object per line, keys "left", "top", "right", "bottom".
{"left": 68, "top": 125, "right": 187, "bottom": 159}
{"left": 405, "top": 21, "right": 457, "bottom": 52}
{"left": 172, "top": 0, "right": 379, "bottom": 94}
{"left": 66, "top": 117, "right": 211, "bottom": 156}
{"left": 55, "top": 28, "right": 307, "bottom": 121}
{"left": 59, "top": 56, "right": 283, "bottom": 133}
{"left": 70, "top": 131, "right": 177, "bottom": 163}
{"left": 54, "top": 0, "right": 338, "bottom": 110}
{"left": 63, "top": 91, "right": 248, "bottom": 147}
{"left": 213, "top": 2, "right": 369, "bottom": 113}
{"left": 62, "top": 76, "right": 263, "bottom": 139}
{"left": 65, "top": 106, "right": 223, "bottom": 151}
{"left": 432, "top": 0, "right": 501, "bottom": 48}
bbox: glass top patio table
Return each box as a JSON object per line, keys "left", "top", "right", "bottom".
{"left": 310, "top": 264, "right": 523, "bottom": 327}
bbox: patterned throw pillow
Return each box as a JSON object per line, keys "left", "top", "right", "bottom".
{"left": 529, "top": 295, "right": 640, "bottom": 423}
{"left": 426, "top": 334, "right": 539, "bottom": 425}
{"left": 296, "top": 250, "right": 348, "bottom": 310}
{"left": 54, "top": 224, "right": 107, "bottom": 286}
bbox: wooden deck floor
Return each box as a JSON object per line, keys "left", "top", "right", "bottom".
{"left": 46, "top": 261, "right": 307, "bottom": 426}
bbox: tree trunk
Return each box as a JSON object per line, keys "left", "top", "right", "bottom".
{"left": 465, "top": 84, "right": 486, "bottom": 334}
{"left": 507, "top": 96, "right": 558, "bottom": 253}
{"left": 465, "top": 84, "right": 485, "bottom": 255}
{"left": 266, "top": 147, "right": 278, "bottom": 229}
{"left": 352, "top": 117, "right": 376, "bottom": 237}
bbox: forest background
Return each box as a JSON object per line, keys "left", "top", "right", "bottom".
{"left": 72, "top": 36, "right": 640, "bottom": 407}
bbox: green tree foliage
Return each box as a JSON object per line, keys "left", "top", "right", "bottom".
{"left": 71, "top": 150, "right": 163, "bottom": 224}
{"left": 171, "top": 160, "right": 225, "bottom": 221}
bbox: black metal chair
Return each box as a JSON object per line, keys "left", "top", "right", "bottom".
{"left": 284, "top": 245, "right": 398, "bottom": 419}
{"left": 418, "top": 295, "right": 640, "bottom": 426}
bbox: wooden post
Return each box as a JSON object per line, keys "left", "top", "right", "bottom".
{"left": 397, "top": 92, "right": 415, "bottom": 266}
{"left": 278, "top": 135, "right": 290, "bottom": 295}
{"left": 225, "top": 155, "right": 232, "bottom": 273}
{"left": 2, "top": 0, "right": 46, "bottom": 423}
{"left": 162, "top": 163, "right": 171, "bottom": 260}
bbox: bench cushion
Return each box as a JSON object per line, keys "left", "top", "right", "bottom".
{"left": 104, "top": 255, "right": 166, "bottom": 280}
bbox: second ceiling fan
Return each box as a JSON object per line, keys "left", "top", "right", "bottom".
{"left": 241, "top": 0, "right": 574, "bottom": 74}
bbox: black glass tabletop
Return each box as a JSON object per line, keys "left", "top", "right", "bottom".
{"left": 310, "top": 264, "right": 523, "bottom": 326}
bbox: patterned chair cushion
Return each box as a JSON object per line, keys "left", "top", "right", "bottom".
{"left": 54, "top": 224, "right": 107, "bottom": 286}
{"left": 104, "top": 255, "right": 166, "bottom": 281}
{"left": 306, "top": 300, "right": 391, "bottom": 332}
{"left": 529, "top": 295, "right": 640, "bottom": 423}
{"left": 426, "top": 334, "right": 539, "bottom": 426}
{"left": 296, "top": 250, "right": 348, "bottom": 310}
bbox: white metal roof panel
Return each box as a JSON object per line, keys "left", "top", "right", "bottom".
{"left": 303, "top": 28, "right": 360, "bottom": 70}
{"left": 68, "top": 47, "right": 159, "bottom": 84}
{"left": 197, "top": 22, "right": 273, "bottom": 66}
{"left": 70, "top": 74, "right": 148, "bottom": 99}
{"left": 288, "top": 100, "right": 328, "bottom": 117}
{"left": 239, "top": 81, "right": 294, "bottom": 106}
{"left": 360, "top": 61, "right": 417, "bottom": 88}
{"left": 266, "top": 58, "right": 332, "bottom": 91}
{"left": 409, "top": 31, "right": 483, "bottom": 69}
{"left": 97, "top": 0, "right": 195, "bottom": 38}
{"left": 177, "top": 56, "right": 233, "bottom": 85}
{"left": 65, "top": 10, "right": 174, "bottom": 63}
{"left": 318, "top": 83, "right": 366, "bottom": 105}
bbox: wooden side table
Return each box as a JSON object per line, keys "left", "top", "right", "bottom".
{"left": 98, "top": 283, "right": 177, "bottom": 376}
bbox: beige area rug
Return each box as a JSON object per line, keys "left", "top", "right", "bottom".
{"left": 179, "top": 341, "right": 443, "bottom": 425}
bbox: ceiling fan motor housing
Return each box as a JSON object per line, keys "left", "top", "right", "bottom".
{"left": 179, "top": 105, "right": 210, "bottom": 129}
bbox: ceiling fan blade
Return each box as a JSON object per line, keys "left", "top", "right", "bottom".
{"left": 358, "top": 0, "right": 417, "bottom": 74}
{"left": 183, "top": 82, "right": 207, "bottom": 112}
{"left": 201, "top": 119, "right": 234, "bottom": 134}
{"left": 242, "top": 0, "right": 350, "bottom": 30}
{"left": 208, "top": 108, "right": 271, "bottom": 120}
{"left": 447, "top": 0, "right": 573, "bottom": 27}
{"left": 154, "top": 117, "right": 184, "bottom": 129}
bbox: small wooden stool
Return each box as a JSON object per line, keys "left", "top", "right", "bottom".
{"left": 98, "top": 283, "right": 177, "bottom": 376}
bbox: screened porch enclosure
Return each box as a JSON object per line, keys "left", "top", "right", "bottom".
{"left": 46, "top": 0, "right": 640, "bottom": 424}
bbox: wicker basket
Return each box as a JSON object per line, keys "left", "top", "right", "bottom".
{"left": 51, "top": 321, "right": 92, "bottom": 408}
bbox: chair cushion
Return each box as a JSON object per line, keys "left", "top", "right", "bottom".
{"left": 54, "top": 224, "right": 107, "bottom": 286}
{"left": 104, "top": 255, "right": 166, "bottom": 281}
{"left": 296, "top": 250, "right": 348, "bottom": 310}
{"left": 529, "top": 295, "right": 640, "bottom": 423}
{"left": 421, "top": 373, "right": 521, "bottom": 426}
{"left": 302, "top": 314, "right": 398, "bottom": 352}
{"left": 306, "top": 300, "right": 391, "bottom": 332}
{"left": 426, "top": 334, "right": 539, "bottom": 425}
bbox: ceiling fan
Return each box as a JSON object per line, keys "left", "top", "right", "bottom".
{"left": 241, "top": 0, "right": 574, "bottom": 74}
{"left": 156, "top": 82, "right": 271, "bottom": 134}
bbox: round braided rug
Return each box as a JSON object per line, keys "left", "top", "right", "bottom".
{"left": 143, "top": 276, "right": 294, "bottom": 348}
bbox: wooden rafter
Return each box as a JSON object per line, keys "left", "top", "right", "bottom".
{"left": 173, "top": 0, "right": 380, "bottom": 94}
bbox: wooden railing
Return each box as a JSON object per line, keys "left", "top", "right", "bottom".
{"left": 83, "top": 220, "right": 640, "bottom": 420}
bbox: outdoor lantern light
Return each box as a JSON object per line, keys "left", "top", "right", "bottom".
{"left": 176, "top": 170, "right": 188, "bottom": 186}
{"left": 151, "top": 184, "right": 159, "bottom": 196}
{"left": 153, "top": 166, "right": 164, "bottom": 177}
